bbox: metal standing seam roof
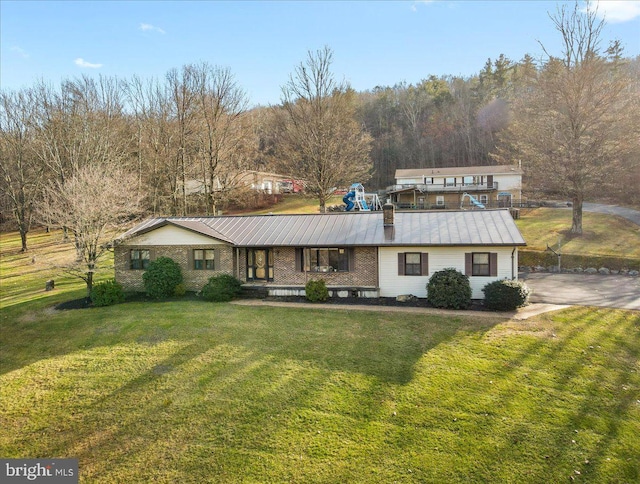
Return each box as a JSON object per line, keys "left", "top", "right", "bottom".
{"left": 117, "top": 210, "right": 526, "bottom": 248}
{"left": 395, "top": 165, "right": 523, "bottom": 178}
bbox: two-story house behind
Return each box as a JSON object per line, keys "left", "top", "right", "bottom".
{"left": 386, "top": 165, "right": 523, "bottom": 209}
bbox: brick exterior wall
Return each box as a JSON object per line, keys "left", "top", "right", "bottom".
{"left": 270, "top": 247, "right": 377, "bottom": 287}
{"left": 115, "top": 244, "right": 378, "bottom": 292}
{"left": 115, "top": 244, "right": 236, "bottom": 292}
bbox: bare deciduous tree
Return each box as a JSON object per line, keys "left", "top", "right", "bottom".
{"left": 493, "top": 1, "right": 639, "bottom": 234}
{"left": 0, "top": 88, "right": 44, "bottom": 251}
{"left": 39, "top": 164, "right": 143, "bottom": 296}
{"left": 277, "top": 47, "right": 373, "bottom": 212}
{"left": 193, "top": 63, "right": 251, "bottom": 215}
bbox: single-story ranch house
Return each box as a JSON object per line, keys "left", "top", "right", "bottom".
{"left": 113, "top": 207, "right": 526, "bottom": 300}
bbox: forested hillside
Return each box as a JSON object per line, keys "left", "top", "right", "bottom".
{"left": 2, "top": 3, "right": 639, "bottom": 247}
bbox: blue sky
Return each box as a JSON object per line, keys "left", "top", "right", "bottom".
{"left": 2, "top": 1, "right": 639, "bottom": 107}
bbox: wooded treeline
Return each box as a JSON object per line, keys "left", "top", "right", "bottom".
{"left": 2, "top": 27, "right": 639, "bottom": 250}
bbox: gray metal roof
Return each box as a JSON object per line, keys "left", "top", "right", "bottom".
{"left": 118, "top": 210, "right": 526, "bottom": 247}
{"left": 396, "top": 165, "right": 523, "bottom": 178}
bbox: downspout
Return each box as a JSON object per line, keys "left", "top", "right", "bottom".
{"left": 511, "top": 247, "right": 516, "bottom": 280}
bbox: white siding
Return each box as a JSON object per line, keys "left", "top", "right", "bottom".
{"left": 494, "top": 173, "right": 522, "bottom": 193}
{"left": 124, "top": 225, "right": 226, "bottom": 246}
{"left": 379, "top": 246, "right": 518, "bottom": 299}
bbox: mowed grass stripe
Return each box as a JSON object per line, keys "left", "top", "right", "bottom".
{"left": 1, "top": 300, "right": 638, "bottom": 482}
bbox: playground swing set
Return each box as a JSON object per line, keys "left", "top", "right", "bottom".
{"left": 341, "top": 185, "right": 486, "bottom": 212}
{"left": 342, "top": 183, "right": 383, "bottom": 211}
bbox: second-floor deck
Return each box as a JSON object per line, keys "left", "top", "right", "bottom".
{"left": 386, "top": 182, "right": 498, "bottom": 193}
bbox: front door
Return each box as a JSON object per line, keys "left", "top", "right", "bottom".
{"left": 247, "top": 248, "right": 274, "bottom": 281}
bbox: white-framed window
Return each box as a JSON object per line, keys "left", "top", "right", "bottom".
{"left": 463, "top": 176, "right": 473, "bottom": 185}
{"left": 479, "top": 195, "right": 488, "bottom": 204}
{"left": 194, "top": 249, "right": 215, "bottom": 270}
{"left": 472, "top": 252, "right": 490, "bottom": 276}
{"left": 445, "top": 177, "right": 456, "bottom": 187}
{"left": 398, "top": 252, "right": 428, "bottom": 276}
{"left": 436, "top": 196, "right": 445, "bottom": 206}
{"left": 130, "top": 249, "right": 150, "bottom": 270}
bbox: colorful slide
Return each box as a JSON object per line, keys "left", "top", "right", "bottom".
{"left": 343, "top": 191, "right": 356, "bottom": 211}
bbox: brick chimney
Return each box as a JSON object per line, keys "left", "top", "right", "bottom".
{"left": 383, "top": 202, "right": 395, "bottom": 226}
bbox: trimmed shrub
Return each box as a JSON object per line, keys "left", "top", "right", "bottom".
{"left": 427, "top": 268, "right": 472, "bottom": 309}
{"left": 91, "top": 279, "right": 125, "bottom": 307}
{"left": 305, "top": 279, "right": 329, "bottom": 302}
{"left": 142, "top": 257, "right": 183, "bottom": 299}
{"left": 173, "top": 283, "right": 187, "bottom": 297}
{"left": 483, "top": 279, "right": 531, "bottom": 311}
{"left": 201, "top": 274, "right": 243, "bottom": 302}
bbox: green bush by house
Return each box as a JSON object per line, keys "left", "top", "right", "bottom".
{"left": 427, "top": 268, "right": 471, "bottom": 309}
{"left": 90, "top": 279, "right": 125, "bottom": 307}
{"left": 173, "top": 283, "right": 187, "bottom": 297}
{"left": 482, "top": 279, "right": 530, "bottom": 311}
{"left": 201, "top": 274, "right": 243, "bottom": 302}
{"left": 305, "top": 279, "right": 329, "bottom": 302}
{"left": 142, "top": 257, "right": 183, "bottom": 299}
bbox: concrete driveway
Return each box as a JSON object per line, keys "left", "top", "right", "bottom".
{"left": 520, "top": 273, "right": 640, "bottom": 310}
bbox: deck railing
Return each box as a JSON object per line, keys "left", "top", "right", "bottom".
{"left": 386, "top": 182, "right": 498, "bottom": 193}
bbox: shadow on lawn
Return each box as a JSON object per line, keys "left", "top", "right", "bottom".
{"left": 443, "top": 307, "right": 640, "bottom": 481}
{"left": 3, "top": 301, "right": 639, "bottom": 481}
{"left": 0, "top": 298, "right": 502, "bottom": 385}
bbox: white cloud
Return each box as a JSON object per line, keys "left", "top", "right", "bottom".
{"left": 139, "top": 23, "right": 166, "bottom": 34}
{"left": 411, "top": 1, "right": 435, "bottom": 12}
{"left": 11, "top": 45, "right": 29, "bottom": 58}
{"left": 592, "top": 0, "right": 640, "bottom": 23}
{"left": 74, "top": 58, "right": 103, "bottom": 69}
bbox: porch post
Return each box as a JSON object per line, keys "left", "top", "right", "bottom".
{"left": 304, "top": 248, "right": 309, "bottom": 284}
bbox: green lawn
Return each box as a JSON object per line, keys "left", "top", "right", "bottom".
{"left": 516, "top": 208, "right": 640, "bottom": 258}
{"left": 1, "top": 299, "right": 639, "bottom": 483}
{"left": 241, "top": 194, "right": 344, "bottom": 215}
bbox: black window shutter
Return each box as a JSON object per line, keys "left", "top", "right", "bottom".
{"left": 421, "top": 253, "right": 429, "bottom": 276}
{"left": 490, "top": 253, "right": 498, "bottom": 276}
{"left": 348, "top": 248, "right": 355, "bottom": 271}
{"left": 398, "top": 253, "right": 405, "bottom": 275}
{"left": 295, "top": 248, "right": 303, "bottom": 272}
{"left": 465, "top": 253, "right": 472, "bottom": 276}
